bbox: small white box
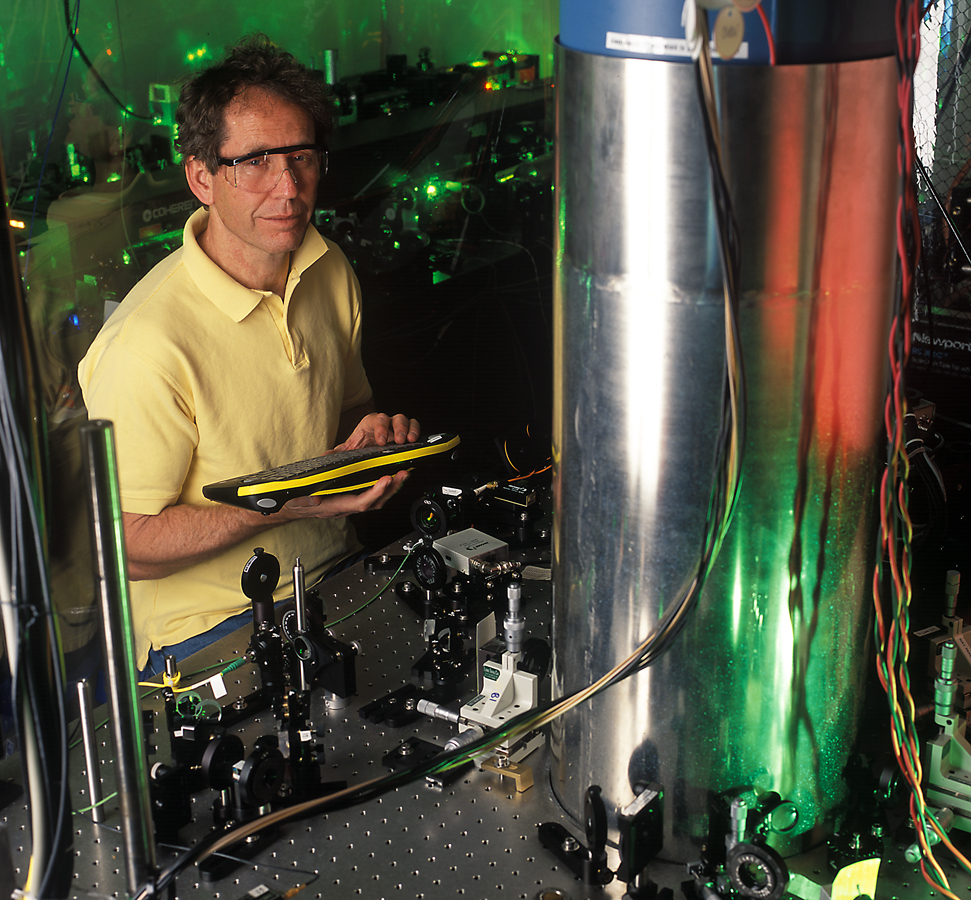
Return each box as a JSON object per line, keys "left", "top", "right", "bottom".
{"left": 433, "top": 528, "right": 508, "bottom": 574}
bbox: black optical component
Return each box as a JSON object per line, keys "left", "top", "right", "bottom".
{"left": 410, "top": 488, "right": 468, "bottom": 539}
{"left": 411, "top": 497, "right": 449, "bottom": 538}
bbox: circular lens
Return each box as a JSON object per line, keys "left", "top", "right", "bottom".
{"left": 411, "top": 497, "right": 449, "bottom": 537}
{"left": 413, "top": 546, "right": 447, "bottom": 590}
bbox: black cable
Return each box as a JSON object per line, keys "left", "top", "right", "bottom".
{"left": 60, "top": 0, "right": 153, "bottom": 122}
{"left": 158, "top": 844, "right": 322, "bottom": 890}
{"left": 692, "top": 50, "right": 747, "bottom": 508}
{"left": 914, "top": 154, "right": 971, "bottom": 271}
{"left": 2, "top": 124, "right": 73, "bottom": 898}
{"left": 74, "top": 810, "right": 323, "bottom": 894}
{"left": 7, "top": 8, "right": 75, "bottom": 214}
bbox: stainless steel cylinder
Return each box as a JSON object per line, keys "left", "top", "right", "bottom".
{"left": 550, "top": 45, "right": 897, "bottom": 861}
{"left": 76, "top": 679, "right": 104, "bottom": 825}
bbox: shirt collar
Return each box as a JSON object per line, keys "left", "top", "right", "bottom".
{"left": 181, "top": 208, "right": 329, "bottom": 323}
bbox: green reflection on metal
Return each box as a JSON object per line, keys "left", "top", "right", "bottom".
{"left": 677, "top": 338, "right": 875, "bottom": 847}
{"left": 102, "top": 430, "right": 134, "bottom": 629}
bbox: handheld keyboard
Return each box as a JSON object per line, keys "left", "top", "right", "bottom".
{"left": 203, "top": 432, "right": 460, "bottom": 513}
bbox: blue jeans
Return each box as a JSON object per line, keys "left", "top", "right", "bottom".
{"left": 140, "top": 607, "right": 254, "bottom": 678}
{"left": 138, "top": 547, "right": 371, "bottom": 678}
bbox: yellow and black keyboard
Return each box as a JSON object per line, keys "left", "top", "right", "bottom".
{"left": 203, "top": 432, "right": 460, "bottom": 513}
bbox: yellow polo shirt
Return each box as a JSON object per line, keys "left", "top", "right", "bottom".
{"left": 79, "top": 209, "right": 372, "bottom": 666}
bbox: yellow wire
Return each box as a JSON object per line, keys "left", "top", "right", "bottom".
{"left": 503, "top": 440, "right": 520, "bottom": 473}
{"left": 136, "top": 670, "right": 181, "bottom": 690}
{"left": 873, "top": 382, "right": 956, "bottom": 892}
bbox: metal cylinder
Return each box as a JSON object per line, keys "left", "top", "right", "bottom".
{"left": 504, "top": 580, "right": 525, "bottom": 656}
{"left": 321, "top": 49, "right": 339, "bottom": 86}
{"left": 945, "top": 569, "right": 961, "bottom": 618}
{"left": 550, "top": 45, "right": 897, "bottom": 861}
{"left": 936, "top": 642, "right": 958, "bottom": 723}
{"left": 417, "top": 697, "right": 462, "bottom": 724}
{"left": 80, "top": 420, "right": 156, "bottom": 889}
{"left": 445, "top": 725, "right": 486, "bottom": 753}
{"left": 294, "top": 557, "right": 308, "bottom": 635}
{"left": 76, "top": 679, "right": 104, "bottom": 825}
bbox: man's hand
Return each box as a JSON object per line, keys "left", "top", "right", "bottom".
{"left": 336, "top": 412, "right": 420, "bottom": 451}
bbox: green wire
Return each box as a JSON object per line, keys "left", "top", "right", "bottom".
{"left": 73, "top": 791, "right": 118, "bottom": 815}
{"left": 328, "top": 550, "right": 413, "bottom": 628}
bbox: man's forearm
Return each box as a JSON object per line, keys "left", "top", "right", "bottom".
{"left": 123, "top": 465, "right": 410, "bottom": 582}
{"left": 123, "top": 504, "right": 280, "bottom": 581}
{"left": 127, "top": 403, "right": 380, "bottom": 579}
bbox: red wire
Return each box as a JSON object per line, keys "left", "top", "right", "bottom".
{"left": 756, "top": 5, "right": 777, "bottom": 65}
{"left": 877, "top": 0, "right": 929, "bottom": 877}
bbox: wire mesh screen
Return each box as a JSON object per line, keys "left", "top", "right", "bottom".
{"left": 913, "top": 1, "right": 971, "bottom": 390}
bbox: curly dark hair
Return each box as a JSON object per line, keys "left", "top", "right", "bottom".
{"left": 175, "top": 35, "right": 333, "bottom": 173}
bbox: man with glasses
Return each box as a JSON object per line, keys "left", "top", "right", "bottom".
{"left": 79, "top": 36, "right": 419, "bottom": 674}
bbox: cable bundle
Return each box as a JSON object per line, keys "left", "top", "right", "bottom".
{"left": 0, "top": 164, "right": 72, "bottom": 896}
{"left": 868, "top": 2, "right": 971, "bottom": 896}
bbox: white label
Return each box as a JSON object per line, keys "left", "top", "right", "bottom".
{"left": 605, "top": 31, "right": 748, "bottom": 60}
{"left": 209, "top": 674, "right": 227, "bottom": 699}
